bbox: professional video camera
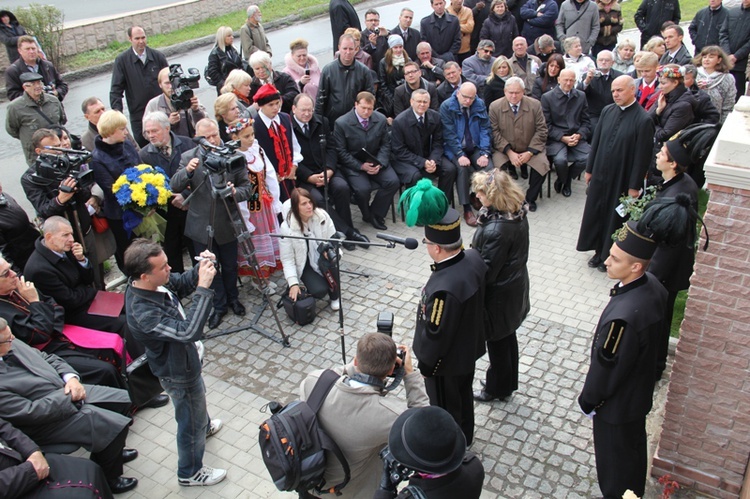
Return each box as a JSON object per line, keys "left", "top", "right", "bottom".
{"left": 196, "top": 138, "right": 246, "bottom": 193}
{"left": 168, "top": 63, "right": 201, "bottom": 111}
{"left": 32, "top": 148, "right": 95, "bottom": 193}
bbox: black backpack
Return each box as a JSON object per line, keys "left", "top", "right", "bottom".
{"left": 259, "top": 369, "right": 351, "bottom": 495}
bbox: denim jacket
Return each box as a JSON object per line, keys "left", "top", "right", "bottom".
{"left": 125, "top": 265, "right": 214, "bottom": 383}
{"left": 439, "top": 94, "right": 492, "bottom": 161}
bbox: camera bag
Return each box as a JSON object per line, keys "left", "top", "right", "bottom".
{"left": 259, "top": 369, "right": 350, "bottom": 494}
{"left": 277, "top": 287, "right": 317, "bottom": 326}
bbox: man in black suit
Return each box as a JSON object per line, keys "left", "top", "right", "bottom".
{"left": 139, "top": 111, "right": 196, "bottom": 272}
{"left": 420, "top": 0, "right": 462, "bottom": 62}
{"left": 334, "top": 91, "right": 399, "bottom": 231}
{"left": 109, "top": 26, "right": 168, "bottom": 148}
{"left": 361, "top": 8, "right": 389, "bottom": 69}
{"left": 541, "top": 68, "right": 591, "bottom": 198}
{"left": 436, "top": 62, "right": 467, "bottom": 104}
{"left": 416, "top": 42, "right": 446, "bottom": 84}
{"left": 393, "top": 8, "right": 421, "bottom": 60}
{"left": 291, "top": 94, "right": 370, "bottom": 250}
{"left": 391, "top": 89, "right": 456, "bottom": 199}
{"left": 577, "top": 50, "right": 623, "bottom": 136}
{"left": 329, "top": 0, "right": 361, "bottom": 54}
{"left": 393, "top": 62, "right": 440, "bottom": 116}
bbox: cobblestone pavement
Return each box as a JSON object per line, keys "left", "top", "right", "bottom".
{"left": 108, "top": 171, "right": 706, "bottom": 499}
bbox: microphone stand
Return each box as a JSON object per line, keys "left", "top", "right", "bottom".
{"left": 318, "top": 133, "right": 330, "bottom": 215}
{"left": 270, "top": 233, "right": 397, "bottom": 364}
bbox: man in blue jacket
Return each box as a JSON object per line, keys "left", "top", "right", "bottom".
{"left": 440, "top": 82, "right": 493, "bottom": 227}
{"left": 124, "top": 239, "right": 226, "bottom": 487}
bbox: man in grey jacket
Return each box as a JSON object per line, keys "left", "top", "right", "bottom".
{"left": 556, "top": 0, "right": 600, "bottom": 54}
{"left": 300, "top": 333, "right": 429, "bottom": 499}
{"left": 124, "top": 238, "right": 226, "bottom": 487}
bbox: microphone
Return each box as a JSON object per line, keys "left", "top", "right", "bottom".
{"left": 376, "top": 233, "right": 419, "bottom": 250}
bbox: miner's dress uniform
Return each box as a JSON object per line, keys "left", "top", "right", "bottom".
{"left": 413, "top": 248, "right": 487, "bottom": 446}
{"left": 578, "top": 272, "right": 667, "bottom": 499}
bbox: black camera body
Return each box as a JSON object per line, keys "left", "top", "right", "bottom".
{"left": 201, "top": 140, "right": 245, "bottom": 175}
{"left": 42, "top": 83, "right": 56, "bottom": 95}
{"left": 379, "top": 447, "right": 412, "bottom": 489}
{"left": 169, "top": 63, "right": 201, "bottom": 111}
{"left": 317, "top": 242, "right": 338, "bottom": 264}
{"left": 33, "top": 150, "right": 95, "bottom": 193}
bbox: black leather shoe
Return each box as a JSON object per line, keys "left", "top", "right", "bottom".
{"left": 348, "top": 230, "right": 370, "bottom": 249}
{"left": 588, "top": 255, "right": 602, "bottom": 268}
{"left": 342, "top": 241, "right": 356, "bottom": 251}
{"left": 473, "top": 390, "right": 506, "bottom": 402}
{"left": 371, "top": 217, "right": 387, "bottom": 230}
{"left": 122, "top": 448, "right": 139, "bottom": 463}
{"left": 562, "top": 186, "right": 572, "bottom": 197}
{"left": 528, "top": 201, "right": 537, "bottom": 212}
{"left": 597, "top": 263, "right": 607, "bottom": 273}
{"left": 141, "top": 394, "right": 169, "bottom": 409}
{"left": 229, "top": 300, "right": 246, "bottom": 316}
{"left": 554, "top": 180, "right": 562, "bottom": 193}
{"left": 208, "top": 311, "right": 225, "bottom": 329}
{"left": 109, "top": 476, "right": 138, "bottom": 494}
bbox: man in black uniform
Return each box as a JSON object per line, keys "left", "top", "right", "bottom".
{"left": 405, "top": 185, "right": 487, "bottom": 446}
{"left": 578, "top": 220, "right": 668, "bottom": 499}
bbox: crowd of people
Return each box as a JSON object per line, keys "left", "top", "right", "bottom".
{"left": 0, "top": 0, "right": 742, "bottom": 496}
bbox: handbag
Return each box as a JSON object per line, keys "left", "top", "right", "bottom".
{"left": 277, "top": 287, "right": 317, "bottom": 326}
{"left": 126, "top": 354, "right": 164, "bottom": 407}
{"left": 91, "top": 214, "right": 110, "bottom": 233}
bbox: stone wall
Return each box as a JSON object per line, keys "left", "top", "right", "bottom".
{"left": 651, "top": 98, "right": 750, "bottom": 498}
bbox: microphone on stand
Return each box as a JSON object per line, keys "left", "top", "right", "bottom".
{"left": 376, "top": 233, "right": 419, "bottom": 250}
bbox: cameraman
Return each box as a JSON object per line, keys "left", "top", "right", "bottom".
{"left": 21, "top": 128, "right": 104, "bottom": 287}
{"left": 171, "top": 118, "right": 251, "bottom": 330}
{"left": 144, "top": 67, "right": 206, "bottom": 139}
{"left": 374, "top": 406, "right": 484, "bottom": 499}
{"left": 299, "top": 332, "right": 429, "bottom": 499}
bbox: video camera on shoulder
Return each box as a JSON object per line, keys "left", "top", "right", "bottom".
{"left": 32, "top": 148, "right": 95, "bottom": 193}
{"left": 169, "top": 63, "right": 201, "bottom": 111}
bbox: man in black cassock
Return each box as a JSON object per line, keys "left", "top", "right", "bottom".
{"left": 329, "top": 0, "right": 361, "bottom": 54}
{"left": 576, "top": 75, "right": 655, "bottom": 271}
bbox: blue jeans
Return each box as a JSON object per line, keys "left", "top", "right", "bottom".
{"left": 160, "top": 376, "right": 210, "bottom": 478}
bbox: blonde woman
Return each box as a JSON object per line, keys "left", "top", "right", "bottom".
{"left": 483, "top": 56, "right": 514, "bottom": 105}
{"left": 206, "top": 26, "right": 243, "bottom": 94}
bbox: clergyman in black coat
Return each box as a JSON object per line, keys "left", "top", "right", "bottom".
{"left": 329, "top": 0, "right": 361, "bottom": 53}
{"left": 420, "top": 5, "right": 462, "bottom": 62}
{"left": 391, "top": 91, "right": 456, "bottom": 199}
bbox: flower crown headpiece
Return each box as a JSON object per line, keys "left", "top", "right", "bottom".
{"left": 226, "top": 117, "right": 253, "bottom": 135}
{"left": 656, "top": 65, "right": 685, "bottom": 79}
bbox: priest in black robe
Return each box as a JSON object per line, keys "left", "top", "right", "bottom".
{"left": 576, "top": 75, "right": 655, "bottom": 270}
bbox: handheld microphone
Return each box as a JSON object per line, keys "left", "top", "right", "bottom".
{"left": 376, "top": 233, "right": 419, "bottom": 250}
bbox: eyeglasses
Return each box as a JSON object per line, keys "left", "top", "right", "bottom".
{"left": 480, "top": 49, "right": 493, "bottom": 54}
{"left": 422, "top": 238, "right": 436, "bottom": 246}
{"left": 404, "top": 70, "right": 420, "bottom": 76}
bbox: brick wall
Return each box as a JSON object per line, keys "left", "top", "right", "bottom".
{"left": 651, "top": 103, "right": 750, "bottom": 498}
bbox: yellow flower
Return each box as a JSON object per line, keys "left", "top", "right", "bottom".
{"left": 131, "top": 184, "right": 148, "bottom": 207}
{"left": 157, "top": 186, "right": 171, "bottom": 205}
{"left": 136, "top": 164, "right": 151, "bottom": 171}
{"left": 112, "top": 175, "right": 129, "bottom": 193}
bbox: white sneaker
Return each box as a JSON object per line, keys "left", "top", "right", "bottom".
{"left": 330, "top": 299, "right": 341, "bottom": 311}
{"left": 178, "top": 466, "right": 227, "bottom": 486}
{"left": 207, "top": 419, "right": 222, "bottom": 438}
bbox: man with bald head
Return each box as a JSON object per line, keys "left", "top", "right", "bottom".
{"left": 440, "top": 81, "right": 493, "bottom": 226}
{"left": 577, "top": 75, "right": 655, "bottom": 271}
{"left": 541, "top": 68, "right": 590, "bottom": 198}
{"left": 509, "top": 37, "right": 541, "bottom": 95}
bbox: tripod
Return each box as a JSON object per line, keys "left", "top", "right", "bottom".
{"left": 270, "top": 232, "right": 393, "bottom": 363}
{"left": 186, "top": 167, "right": 289, "bottom": 346}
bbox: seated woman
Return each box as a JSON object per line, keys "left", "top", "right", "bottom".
{"left": 693, "top": 45, "right": 736, "bottom": 124}
{"left": 279, "top": 188, "right": 340, "bottom": 311}
{"left": 221, "top": 68, "right": 255, "bottom": 111}
{"left": 643, "top": 36, "right": 666, "bottom": 59}
{"left": 613, "top": 38, "right": 637, "bottom": 74}
{"left": 470, "top": 169, "right": 530, "bottom": 403}
{"left": 483, "top": 56, "right": 514, "bottom": 106}
{"left": 214, "top": 93, "right": 243, "bottom": 144}
{"left": 378, "top": 34, "right": 410, "bottom": 119}
{"left": 248, "top": 50, "right": 300, "bottom": 114}
{"left": 206, "top": 26, "right": 244, "bottom": 95}
{"left": 562, "top": 36, "right": 595, "bottom": 83}
{"left": 282, "top": 38, "right": 322, "bottom": 101}
{"left": 531, "top": 53, "right": 564, "bottom": 99}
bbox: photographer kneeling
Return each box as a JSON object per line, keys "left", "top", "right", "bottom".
{"left": 300, "top": 332, "right": 429, "bottom": 499}
{"left": 279, "top": 188, "right": 343, "bottom": 311}
{"left": 375, "top": 406, "right": 485, "bottom": 499}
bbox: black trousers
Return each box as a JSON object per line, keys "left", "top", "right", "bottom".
{"left": 526, "top": 168, "right": 546, "bottom": 203}
{"left": 55, "top": 350, "right": 126, "bottom": 390}
{"left": 193, "top": 239, "right": 239, "bottom": 313}
{"left": 730, "top": 70, "right": 747, "bottom": 103}
{"left": 106, "top": 218, "right": 132, "bottom": 273}
{"left": 593, "top": 417, "right": 647, "bottom": 499}
{"left": 298, "top": 174, "right": 354, "bottom": 235}
{"left": 424, "top": 371, "right": 475, "bottom": 446}
{"left": 345, "top": 167, "right": 400, "bottom": 220}
{"left": 484, "top": 333, "right": 519, "bottom": 398}
{"left": 656, "top": 289, "right": 678, "bottom": 379}
{"left": 392, "top": 158, "right": 457, "bottom": 204}
{"left": 91, "top": 425, "right": 129, "bottom": 482}
{"left": 300, "top": 259, "right": 339, "bottom": 300}
{"left": 163, "top": 205, "right": 195, "bottom": 273}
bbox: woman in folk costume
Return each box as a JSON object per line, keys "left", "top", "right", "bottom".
{"left": 227, "top": 118, "right": 282, "bottom": 281}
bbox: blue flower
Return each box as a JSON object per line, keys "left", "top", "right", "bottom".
{"left": 115, "top": 184, "right": 133, "bottom": 205}
{"left": 154, "top": 166, "right": 168, "bottom": 176}
{"left": 125, "top": 167, "right": 142, "bottom": 182}
{"left": 145, "top": 184, "right": 159, "bottom": 205}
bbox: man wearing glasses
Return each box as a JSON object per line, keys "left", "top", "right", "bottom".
{"left": 461, "top": 39, "right": 496, "bottom": 90}
{"left": 440, "top": 81, "right": 493, "bottom": 226}
{"left": 392, "top": 61, "right": 440, "bottom": 116}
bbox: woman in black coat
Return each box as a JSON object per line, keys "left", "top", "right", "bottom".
{"left": 531, "top": 53, "right": 564, "bottom": 99}
{"left": 470, "top": 169, "right": 530, "bottom": 402}
{"left": 479, "top": 0, "right": 519, "bottom": 58}
{"left": 206, "top": 26, "right": 244, "bottom": 95}
{"left": 248, "top": 50, "right": 300, "bottom": 114}
{"left": 0, "top": 10, "right": 26, "bottom": 63}
{"left": 378, "top": 35, "right": 410, "bottom": 119}
{"left": 483, "top": 56, "right": 514, "bottom": 106}
{"left": 649, "top": 138, "right": 700, "bottom": 380}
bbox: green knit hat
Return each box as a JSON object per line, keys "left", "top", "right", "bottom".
{"left": 398, "top": 179, "right": 449, "bottom": 227}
